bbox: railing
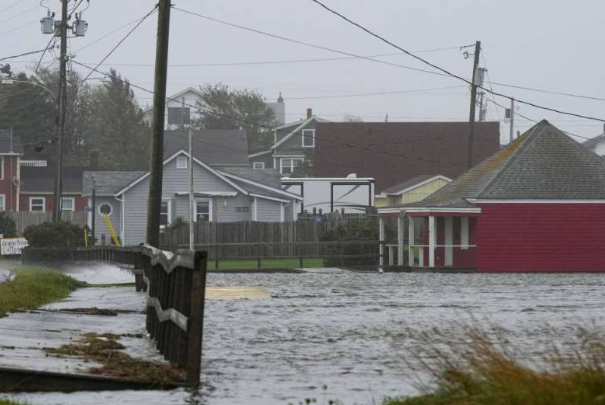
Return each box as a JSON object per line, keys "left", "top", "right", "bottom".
{"left": 161, "top": 241, "right": 383, "bottom": 269}
{"left": 408, "top": 244, "right": 477, "bottom": 268}
{"left": 22, "top": 245, "right": 208, "bottom": 386}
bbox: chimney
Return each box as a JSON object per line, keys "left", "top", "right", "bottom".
{"left": 306, "top": 108, "right": 313, "bottom": 119}
{"left": 89, "top": 150, "right": 99, "bottom": 170}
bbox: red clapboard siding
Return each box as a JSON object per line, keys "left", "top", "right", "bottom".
{"left": 476, "top": 204, "right": 605, "bottom": 272}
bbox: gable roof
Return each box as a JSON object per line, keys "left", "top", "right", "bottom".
{"left": 164, "top": 130, "right": 249, "bottom": 166}
{"left": 380, "top": 174, "right": 452, "bottom": 196}
{"left": 398, "top": 120, "right": 605, "bottom": 209}
{"left": 219, "top": 171, "right": 303, "bottom": 202}
{"left": 0, "top": 130, "right": 24, "bottom": 155}
{"left": 582, "top": 128, "right": 605, "bottom": 149}
{"left": 22, "top": 166, "right": 85, "bottom": 194}
{"left": 313, "top": 122, "right": 501, "bottom": 192}
{"left": 83, "top": 171, "right": 146, "bottom": 196}
{"left": 143, "top": 87, "right": 204, "bottom": 114}
{"left": 220, "top": 167, "right": 281, "bottom": 188}
{"left": 271, "top": 116, "right": 326, "bottom": 150}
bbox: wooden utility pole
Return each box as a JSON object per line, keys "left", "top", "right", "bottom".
{"left": 509, "top": 98, "right": 515, "bottom": 143}
{"left": 467, "top": 41, "right": 481, "bottom": 169}
{"left": 52, "top": 0, "right": 68, "bottom": 221}
{"left": 146, "top": 0, "right": 172, "bottom": 247}
{"left": 91, "top": 177, "right": 96, "bottom": 245}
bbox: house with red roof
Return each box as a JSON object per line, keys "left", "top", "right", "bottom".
{"left": 378, "top": 120, "right": 605, "bottom": 272}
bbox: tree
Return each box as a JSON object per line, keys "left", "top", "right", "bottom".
{"left": 0, "top": 213, "right": 17, "bottom": 238}
{"left": 194, "top": 83, "right": 277, "bottom": 153}
{"left": 344, "top": 114, "right": 364, "bottom": 122}
{"left": 87, "top": 69, "right": 150, "bottom": 170}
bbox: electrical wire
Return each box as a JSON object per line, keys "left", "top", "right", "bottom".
{"left": 80, "top": 6, "right": 158, "bottom": 83}
{"left": 490, "top": 81, "right": 605, "bottom": 103}
{"left": 0, "top": 49, "right": 49, "bottom": 63}
{"left": 74, "top": 14, "right": 156, "bottom": 55}
{"left": 0, "top": 4, "right": 38, "bottom": 25}
{"left": 0, "top": 0, "right": 24, "bottom": 15}
{"left": 307, "top": 0, "right": 605, "bottom": 123}
{"left": 278, "top": 85, "right": 466, "bottom": 101}
{"left": 35, "top": 36, "right": 57, "bottom": 73}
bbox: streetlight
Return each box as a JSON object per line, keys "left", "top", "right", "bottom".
{"left": 1, "top": 78, "right": 56, "bottom": 100}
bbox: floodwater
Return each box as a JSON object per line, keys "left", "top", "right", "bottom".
{"left": 4, "top": 271, "right": 605, "bottom": 405}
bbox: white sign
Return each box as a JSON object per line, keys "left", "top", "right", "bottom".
{"left": 1, "top": 238, "right": 29, "bottom": 256}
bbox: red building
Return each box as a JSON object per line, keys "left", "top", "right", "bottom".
{"left": 378, "top": 120, "right": 605, "bottom": 272}
{"left": 0, "top": 130, "right": 23, "bottom": 211}
{"left": 19, "top": 165, "right": 88, "bottom": 212}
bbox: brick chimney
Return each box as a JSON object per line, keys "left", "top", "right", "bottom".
{"left": 306, "top": 108, "right": 313, "bottom": 119}
{"left": 89, "top": 150, "right": 99, "bottom": 170}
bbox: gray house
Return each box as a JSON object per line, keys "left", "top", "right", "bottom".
{"left": 249, "top": 108, "right": 326, "bottom": 175}
{"left": 83, "top": 150, "right": 303, "bottom": 246}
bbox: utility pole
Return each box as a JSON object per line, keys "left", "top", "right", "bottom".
{"left": 146, "top": 0, "right": 171, "bottom": 247}
{"left": 188, "top": 125, "right": 194, "bottom": 251}
{"left": 52, "top": 0, "right": 68, "bottom": 222}
{"left": 91, "top": 177, "right": 96, "bottom": 245}
{"left": 467, "top": 40, "right": 481, "bottom": 169}
{"left": 509, "top": 98, "right": 515, "bottom": 143}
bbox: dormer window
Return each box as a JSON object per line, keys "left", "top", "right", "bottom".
{"left": 302, "top": 129, "right": 315, "bottom": 148}
{"left": 176, "top": 156, "right": 188, "bottom": 169}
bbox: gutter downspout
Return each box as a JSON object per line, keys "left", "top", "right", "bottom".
{"left": 114, "top": 194, "right": 125, "bottom": 246}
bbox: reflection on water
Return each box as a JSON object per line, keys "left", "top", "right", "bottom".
{"left": 4, "top": 272, "right": 605, "bottom": 405}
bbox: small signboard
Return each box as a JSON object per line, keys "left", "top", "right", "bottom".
{"left": 235, "top": 206, "right": 250, "bottom": 212}
{"left": 1, "top": 238, "right": 29, "bottom": 256}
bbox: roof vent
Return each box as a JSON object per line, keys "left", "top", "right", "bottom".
{"left": 346, "top": 173, "right": 357, "bottom": 179}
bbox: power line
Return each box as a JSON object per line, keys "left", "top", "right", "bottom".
{"left": 491, "top": 81, "right": 605, "bottom": 103}
{"left": 35, "top": 36, "right": 58, "bottom": 73}
{"left": 0, "top": 49, "right": 49, "bottom": 63}
{"left": 277, "top": 85, "right": 466, "bottom": 101}
{"left": 0, "top": 4, "right": 38, "bottom": 25}
{"left": 80, "top": 6, "right": 158, "bottom": 83}
{"left": 0, "top": 0, "right": 24, "bottom": 15}
{"left": 308, "top": 0, "right": 605, "bottom": 123}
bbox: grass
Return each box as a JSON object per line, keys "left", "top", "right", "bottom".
{"left": 211, "top": 257, "right": 325, "bottom": 270}
{"left": 0, "top": 265, "right": 84, "bottom": 318}
{"left": 0, "top": 400, "right": 27, "bottom": 405}
{"left": 383, "top": 329, "right": 605, "bottom": 405}
{"left": 46, "top": 332, "right": 185, "bottom": 384}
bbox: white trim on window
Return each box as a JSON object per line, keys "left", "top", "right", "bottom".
{"left": 0, "top": 194, "right": 5, "bottom": 212}
{"left": 280, "top": 158, "right": 304, "bottom": 175}
{"left": 61, "top": 197, "right": 75, "bottom": 212}
{"left": 29, "top": 196, "right": 46, "bottom": 212}
{"left": 253, "top": 162, "right": 265, "bottom": 170}
{"left": 194, "top": 198, "right": 212, "bottom": 222}
{"left": 461, "top": 217, "right": 469, "bottom": 250}
{"left": 0, "top": 156, "right": 4, "bottom": 180}
{"left": 302, "top": 129, "right": 315, "bottom": 148}
{"left": 99, "top": 202, "right": 113, "bottom": 216}
{"left": 160, "top": 199, "right": 172, "bottom": 228}
{"left": 176, "top": 156, "right": 188, "bottom": 169}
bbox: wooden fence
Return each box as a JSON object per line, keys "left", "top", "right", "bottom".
{"left": 160, "top": 217, "right": 377, "bottom": 248}
{"left": 7, "top": 211, "right": 88, "bottom": 234}
{"left": 22, "top": 245, "right": 208, "bottom": 386}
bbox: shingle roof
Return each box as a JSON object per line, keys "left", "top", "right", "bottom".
{"left": 582, "top": 131, "right": 605, "bottom": 149}
{"left": 219, "top": 171, "right": 302, "bottom": 201}
{"left": 313, "top": 122, "right": 500, "bottom": 192}
{"left": 393, "top": 120, "right": 605, "bottom": 209}
{"left": 221, "top": 167, "right": 281, "bottom": 188}
{"left": 381, "top": 174, "right": 450, "bottom": 195}
{"left": 82, "top": 171, "right": 146, "bottom": 196}
{"left": 0, "top": 130, "right": 24, "bottom": 154}
{"left": 21, "top": 166, "right": 84, "bottom": 193}
{"left": 163, "top": 130, "right": 249, "bottom": 166}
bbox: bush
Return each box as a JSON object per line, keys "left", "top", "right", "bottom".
{"left": 165, "top": 217, "right": 189, "bottom": 232}
{"left": 320, "top": 221, "right": 383, "bottom": 267}
{"left": 23, "top": 221, "right": 87, "bottom": 248}
{"left": 0, "top": 212, "right": 17, "bottom": 238}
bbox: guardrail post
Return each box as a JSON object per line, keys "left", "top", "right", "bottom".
{"left": 187, "top": 251, "right": 208, "bottom": 386}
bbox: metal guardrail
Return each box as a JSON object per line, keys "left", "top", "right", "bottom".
{"left": 22, "top": 245, "right": 208, "bottom": 386}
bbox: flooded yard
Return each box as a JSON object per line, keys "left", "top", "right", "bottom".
{"left": 4, "top": 271, "right": 605, "bottom": 405}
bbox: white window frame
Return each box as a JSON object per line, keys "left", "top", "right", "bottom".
{"left": 61, "top": 197, "right": 75, "bottom": 212}
{"left": 280, "top": 158, "right": 304, "bottom": 175}
{"left": 302, "top": 129, "right": 315, "bottom": 148}
{"left": 0, "top": 156, "right": 4, "bottom": 180}
{"left": 0, "top": 194, "right": 5, "bottom": 212}
{"left": 176, "top": 156, "right": 188, "bottom": 169}
{"left": 253, "top": 162, "right": 265, "bottom": 170}
{"left": 160, "top": 199, "right": 172, "bottom": 228}
{"left": 29, "top": 196, "right": 46, "bottom": 212}
{"left": 461, "top": 217, "right": 469, "bottom": 250}
{"left": 194, "top": 198, "right": 212, "bottom": 222}
{"left": 98, "top": 202, "right": 113, "bottom": 216}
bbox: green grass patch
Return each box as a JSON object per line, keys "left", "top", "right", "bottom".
{"left": 0, "top": 265, "right": 84, "bottom": 318}
{"left": 212, "top": 257, "right": 325, "bottom": 270}
{"left": 383, "top": 330, "right": 605, "bottom": 405}
{"left": 0, "top": 400, "right": 28, "bottom": 405}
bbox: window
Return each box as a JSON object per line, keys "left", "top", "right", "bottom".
{"left": 99, "top": 203, "right": 113, "bottom": 216}
{"left": 461, "top": 217, "right": 469, "bottom": 250}
{"left": 30, "top": 197, "right": 45, "bottom": 212}
{"left": 176, "top": 156, "right": 188, "bottom": 169}
{"left": 253, "top": 162, "right": 265, "bottom": 170}
{"left": 280, "top": 158, "right": 304, "bottom": 175}
{"left": 160, "top": 200, "right": 171, "bottom": 227}
{"left": 302, "top": 129, "right": 315, "bottom": 148}
{"left": 61, "top": 197, "right": 75, "bottom": 212}
{"left": 0, "top": 195, "right": 5, "bottom": 212}
{"left": 167, "top": 107, "right": 190, "bottom": 125}
{"left": 195, "top": 200, "right": 211, "bottom": 222}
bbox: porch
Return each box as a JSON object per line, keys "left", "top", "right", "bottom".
{"left": 378, "top": 208, "right": 480, "bottom": 270}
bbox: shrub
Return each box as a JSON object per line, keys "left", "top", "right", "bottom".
{"left": 320, "top": 220, "right": 383, "bottom": 267}
{"left": 166, "top": 217, "right": 189, "bottom": 232}
{"left": 23, "top": 221, "right": 87, "bottom": 248}
{"left": 0, "top": 212, "right": 17, "bottom": 238}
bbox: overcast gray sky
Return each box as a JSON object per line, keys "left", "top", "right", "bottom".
{"left": 2, "top": 0, "right": 605, "bottom": 144}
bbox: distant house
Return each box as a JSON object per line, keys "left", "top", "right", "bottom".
{"left": 249, "top": 108, "right": 326, "bottom": 174}
{"left": 19, "top": 165, "right": 87, "bottom": 212}
{"left": 143, "top": 88, "right": 286, "bottom": 129}
{"left": 582, "top": 124, "right": 605, "bottom": 156}
{"left": 375, "top": 175, "right": 451, "bottom": 207}
{"left": 313, "top": 122, "right": 501, "bottom": 193}
{"left": 378, "top": 120, "right": 605, "bottom": 272}
{"left": 83, "top": 151, "right": 302, "bottom": 245}
{"left": 0, "top": 130, "right": 23, "bottom": 211}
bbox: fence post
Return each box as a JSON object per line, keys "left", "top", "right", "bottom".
{"left": 186, "top": 251, "right": 208, "bottom": 386}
